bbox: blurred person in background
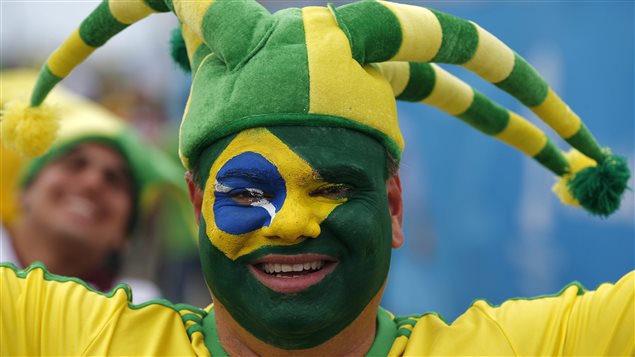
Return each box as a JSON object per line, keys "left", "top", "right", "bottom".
{"left": 0, "top": 69, "right": 196, "bottom": 303}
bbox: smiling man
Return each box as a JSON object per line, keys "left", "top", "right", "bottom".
{"left": 1, "top": 0, "right": 633, "bottom": 356}
{"left": 0, "top": 69, "right": 190, "bottom": 302}
{"left": 188, "top": 126, "right": 403, "bottom": 355}
{"left": 5, "top": 142, "right": 134, "bottom": 290}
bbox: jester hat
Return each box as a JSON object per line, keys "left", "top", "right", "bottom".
{"left": 0, "top": 68, "right": 194, "bottom": 235}
{"left": 1, "top": 0, "right": 630, "bottom": 217}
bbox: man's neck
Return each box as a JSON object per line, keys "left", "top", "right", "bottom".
{"left": 212, "top": 288, "right": 384, "bottom": 357}
{"left": 11, "top": 218, "right": 104, "bottom": 277}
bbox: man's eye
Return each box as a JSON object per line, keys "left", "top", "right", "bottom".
{"left": 61, "top": 156, "right": 87, "bottom": 170}
{"left": 104, "top": 169, "right": 133, "bottom": 193}
{"left": 229, "top": 188, "right": 273, "bottom": 205}
{"left": 310, "top": 184, "right": 354, "bottom": 200}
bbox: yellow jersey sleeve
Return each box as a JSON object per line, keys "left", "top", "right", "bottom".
{"left": 394, "top": 271, "right": 633, "bottom": 356}
{"left": 1, "top": 263, "right": 208, "bottom": 356}
{"left": 477, "top": 270, "right": 634, "bottom": 356}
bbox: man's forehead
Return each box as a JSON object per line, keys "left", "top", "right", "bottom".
{"left": 198, "top": 126, "right": 387, "bottom": 183}
{"left": 60, "top": 142, "right": 124, "bottom": 161}
{"left": 54, "top": 142, "right": 131, "bottom": 174}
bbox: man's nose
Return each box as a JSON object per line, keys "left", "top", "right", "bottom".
{"left": 76, "top": 167, "right": 106, "bottom": 191}
{"left": 260, "top": 193, "right": 321, "bottom": 243}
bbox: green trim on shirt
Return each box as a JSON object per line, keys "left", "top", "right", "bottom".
{"left": 365, "top": 307, "right": 398, "bottom": 356}
{"left": 202, "top": 309, "right": 231, "bottom": 356}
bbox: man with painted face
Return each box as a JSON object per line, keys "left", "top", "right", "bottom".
{"left": 186, "top": 126, "right": 404, "bottom": 355}
{"left": 1, "top": 0, "right": 633, "bottom": 356}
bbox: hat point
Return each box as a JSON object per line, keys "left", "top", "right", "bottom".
{"left": 170, "top": 27, "right": 191, "bottom": 73}
{"left": 1, "top": 101, "right": 60, "bottom": 157}
{"left": 569, "top": 153, "right": 631, "bottom": 218}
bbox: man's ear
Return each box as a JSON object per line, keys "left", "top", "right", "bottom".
{"left": 185, "top": 171, "right": 203, "bottom": 224}
{"left": 386, "top": 175, "right": 404, "bottom": 249}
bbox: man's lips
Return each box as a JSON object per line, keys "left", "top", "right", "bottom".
{"left": 248, "top": 254, "right": 338, "bottom": 294}
{"left": 59, "top": 195, "right": 100, "bottom": 223}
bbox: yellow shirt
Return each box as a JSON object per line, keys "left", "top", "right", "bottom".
{"left": 387, "top": 272, "right": 634, "bottom": 357}
{"left": 2, "top": 263, "right": 633, "bottom": 356}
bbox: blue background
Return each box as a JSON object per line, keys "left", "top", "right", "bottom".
{"left": 380, "top": 1, "right": 634, "bottom": 321}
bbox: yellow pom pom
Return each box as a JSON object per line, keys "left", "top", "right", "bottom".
{"left": 552, "top": 175, "right": 579, "bottom": 207}
{"left": 1, "top": 101, "right": 60, "bottom": 157}
{"left": 551, "top": 149, "right": 597, "bottom": 207}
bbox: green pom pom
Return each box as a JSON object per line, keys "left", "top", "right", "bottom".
{"left": 170, "top": 27, "right": 191, "bottom": 73}
{"left": 568, "top": 154, "right": 631, "bottom": 217}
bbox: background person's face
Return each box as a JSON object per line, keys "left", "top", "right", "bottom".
{"left": 196, "top": 126, "right": 393, "bottom": 349}
{"left": 21, "top": 142, "right": 133, "bottom": 252}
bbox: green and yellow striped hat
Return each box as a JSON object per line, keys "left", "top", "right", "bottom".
{"left": 1, "top": 0, "right": 630, "bottom": 217}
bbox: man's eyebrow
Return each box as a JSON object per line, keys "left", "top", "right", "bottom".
{"left": 55, "top": 147, "right": 83, "bottom": 160}
{"left": 217, "top": 168, "right": 278, "bottom": 183}
{"left": 314, "top": 165, "right": 370, "bottom": 181}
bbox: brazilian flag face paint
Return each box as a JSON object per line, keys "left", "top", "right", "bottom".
{"left": 201, "top": 128, "right": 348, "bottom": 260}
{"left": 197, "top": 126, "right": 393, "bottom": 349}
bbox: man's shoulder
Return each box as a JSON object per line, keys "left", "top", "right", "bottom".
{"left": 387, "top": 271, "right": 634, "bottom": 356}
{"left": 2, "top": 261, "right": 207, "bottom": 315}
{"left": 2, "top": 262, "right": 208, "bottom": 356}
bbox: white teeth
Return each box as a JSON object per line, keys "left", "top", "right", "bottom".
{"left": 65, "top": 196, "right": 96, "bottom": 219}
{"left": 261, "top": 261, "right": 326, "bottom": 275}
{"left": 263, "top": 264, "right": 282, "bottom": 274}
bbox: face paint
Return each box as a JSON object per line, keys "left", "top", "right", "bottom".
{"left": 197, "top": 127, "right": 393, "bottom": 349}
{"left": 213, "top": 152, "right": 286, "bottom": 234}
{"left": 201, "top": 128, "right": 346, "bottom": 260}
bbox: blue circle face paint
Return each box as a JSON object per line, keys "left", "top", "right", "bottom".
{"left": 213, "top": 152, "right": 286, "bottom": 235}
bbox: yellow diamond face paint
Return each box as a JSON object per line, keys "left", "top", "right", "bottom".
{"left": 202, "top": 128, "right": 346, "bottom": 260}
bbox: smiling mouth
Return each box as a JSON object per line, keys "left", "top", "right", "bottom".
{"left": 258, "top": 261, "right": 326, "bottom": 277}
{"left": 248, "top": 254, "right": 337, "bottom": 294}
{"left": 62, "top": 195, "right": 99, "bottom": 222}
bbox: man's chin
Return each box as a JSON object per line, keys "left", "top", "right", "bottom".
{"left": 213, "top": 276, "right": 386, "bottom": 351}
{"left": 50, "top": 224, "right": 106, "bottom": 247}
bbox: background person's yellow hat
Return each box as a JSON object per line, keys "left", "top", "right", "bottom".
{"left": 0, "top": 68, "right": 194, "bottom": 236}
{"left": 1, "top": 0, "right": 630, "bottom": 217}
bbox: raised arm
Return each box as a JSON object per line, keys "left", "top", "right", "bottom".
{"left": 482, "top": 271, "right": 634, "bottom": 356}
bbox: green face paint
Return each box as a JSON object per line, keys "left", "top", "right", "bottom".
{"left": 196, "top": 126, "right": 393, "bottom": 349}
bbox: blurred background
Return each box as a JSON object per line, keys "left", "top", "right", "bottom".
{"left": 1, "top": 1, "right": 633, "bottom": 320}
